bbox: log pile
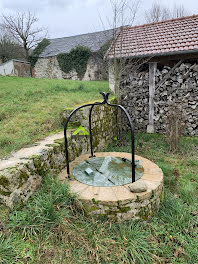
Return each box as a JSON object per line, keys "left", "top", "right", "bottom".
{"left": 120, "top": 63, "right": 198, "bottom": 136}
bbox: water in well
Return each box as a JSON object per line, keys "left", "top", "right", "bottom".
{"left": 72, "top": 156, "right": 144, "bottom": 187}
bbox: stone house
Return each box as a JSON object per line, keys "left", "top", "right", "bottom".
{"left": 106, "top": 15, "right": 198, "bottom": 136}
{"left": 34, "top": 29, "right": 116, "bottom": 81}
{"left": 0, "top": 59, "right": 31, "bottom": 77}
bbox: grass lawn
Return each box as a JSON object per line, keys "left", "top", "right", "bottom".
{"left": 0, "top": 133, "right": 197, "bottom": 263}
{"left": 0, "top": 76, "right": 109, "bottom": 158}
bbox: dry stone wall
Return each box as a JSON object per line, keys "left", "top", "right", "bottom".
{"left": 34, "top": 54, "right": 106, "bottom": 81}
{"left": 34, "top": 57, "right": 63, "bottom": 79}
{"left": 0, "top": 100, "right": 117, "bottom": 207}
{"left": 120, "top": 62, "right": 198, "bottom": 136}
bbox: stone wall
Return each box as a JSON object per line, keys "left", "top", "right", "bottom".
{"left": 34, "top": 54, "right": 107, "bottom": 81}
{"left": 61, "top": 98, "right": 117, "bottom": 149}
{"left": 83, "top": 54, "right": 107, "bottom": 81}
{"left": 0, "top": 100, "right": 117, "bottom": 208}
{"left": 34, "top": 57, "right": 63, "bottom": 79}
{"left": 119, "top": 62, "right": 198, "bottom": 136}
{"left": 13, "top": 61, "right": 31, "bottom": 77}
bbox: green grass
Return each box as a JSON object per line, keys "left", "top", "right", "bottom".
{"left": 0, "top": 133, "right": 197, "bottom": 263}
{"left": 0, "top": 76, "right": 109, "bottom": 158}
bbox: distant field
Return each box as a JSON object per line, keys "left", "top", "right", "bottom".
{"left": 0, "top": 76, "right": 109, "bottom": 158}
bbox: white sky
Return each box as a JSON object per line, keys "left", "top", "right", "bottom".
{"left": 0, "top": 0, "right": 198, "bottom": 38}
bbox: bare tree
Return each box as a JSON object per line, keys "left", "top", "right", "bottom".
{"left": 172, "top": 4, "right": 189, "bottom": 18}
{"left": 145, "top": 2, "right": 170, "bottom": 23}
{"left": 103, "top": 0, "right": 152, "bottom": 139}
{"left": 145, "top": 2, "right": 190, "bottom": 23}
{"left": 0, "top": 11, "right": 46, "bottom": 59}
{"left": 105, "top": 1, "right": 151, "bottom": 100}
{"left": 104, "top": 1, "right": 142, "bottom": 98}
{"left": 0, "top": 32, "right": 25, "bottom": 63}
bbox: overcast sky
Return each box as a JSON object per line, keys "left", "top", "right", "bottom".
{"left": 0, "top": 0, "right": 198, "bottom": 39}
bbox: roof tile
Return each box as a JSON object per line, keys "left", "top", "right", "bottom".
{"left": 106, "top": 15, "right": 198, "bottom": 58}
{"left": 40, "top": 29, "right": 117, "bottom": 57}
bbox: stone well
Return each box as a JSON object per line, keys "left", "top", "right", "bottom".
{"left": 59, "top": 152, "right": 164, "bottom": 221}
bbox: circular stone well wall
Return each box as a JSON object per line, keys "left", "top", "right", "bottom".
{"left": 59, "top": 152, "right": 164, "bottom": 221}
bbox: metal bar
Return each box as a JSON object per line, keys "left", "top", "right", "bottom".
{"left": 88, "top": 101, "right": 104, "bottom": 157}
{"left": 106, "top": 100, "right": 135, "bottom": 183}
{"left": 64, "top": 101, "right": 104, "bottom": 178}
{"left": 64, "top": 103, "right": 95, "bottom": 178}
{"left": 64, "top": 92, "right": 135, "bottom": 183}
{"left": 89, "top": 104, "right": 95, "bottom": 158}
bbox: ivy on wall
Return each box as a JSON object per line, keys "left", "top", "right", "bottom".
{"left": 57, "top": 46, "right": 91, "bottom": 79}
{"left": 29, "top": 38, "right": 50, "bottom": 67}
{"left": 97, "top": 39, "right": 112, "bottom": 59}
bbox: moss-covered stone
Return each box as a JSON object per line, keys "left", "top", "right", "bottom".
{"left": 33, "top": 159, "right": 48, "bottom": 176}
{"left": 92, "top": 198, "right": 100, "bottom": 205}
{"left": 0, "top": 176, "right": 10, "bottom": 188}
{"left": 160, "top": 189, "right": 164, "bottom": 202}
{"left": 137, "top": 205, "right": 152, "bottom": 220}
{"left": 118, "top": 206, "right": 131, "bottom": 213}
{"left": 17, "top": 171, "right": 30, "bottom": 188}
{"left": 151, "top": 190, "right": 155, "bottom": 199}
{"left": 0, "top": 190, "right": 11, "bottom": 196}
{"left": 135, "top": 195, "right": 140, "bottom": 202}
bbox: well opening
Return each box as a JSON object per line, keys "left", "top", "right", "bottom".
{"left": 72, "top": 156, "right": 143, "bottom": 187}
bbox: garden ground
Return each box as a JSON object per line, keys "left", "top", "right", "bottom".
{"left": 0, "top": 133, "right": 197, "bottom": 264}
{"left": 0, "top": 76, "right": 109, "bottom": 158}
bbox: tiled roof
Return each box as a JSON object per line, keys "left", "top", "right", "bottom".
{"left": 106, "top": 15, "right": 198, "bottom": 59}
{"left": 40, "top": 29, "right": 116, "bottom": 57}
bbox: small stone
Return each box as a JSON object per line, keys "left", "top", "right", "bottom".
{"left": 193, "top": 65, "right": 198, "bottom": 72}
{"left": 147, "top": 125, "right": 154, "bottom": 133}
{"left": 128, "top": 179, "right": 147, "bottom": 193}
{"left": 85, "top": 168, "right": 94, "bottom": 176}
{"left": 191, "top": 105, "right": 197, "bottom": 109}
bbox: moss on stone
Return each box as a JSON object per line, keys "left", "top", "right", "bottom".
{"left": 45, "top": 143, "right": 60, "bottom": 148}
{"left": 118, "top": 206, "right": 131, "bottom": 213}
{"left": 83, "top": 204, "right": 101, "bottom": 215}
{"left": 85, "top": 205, "right": 101, "bottom": 212}
{"left": 92, "top": 198, "right": 100, "bottom": 205}
{"left": 19, "top": 171, "right": 29, "bottom": 181}
{"left": 135, "top": 195, "right": 140, "bottom": 202}
{"left": 151, "top": 190, "right": 155, "bottom": 199}
{"left": 29, "top": 155, "right": 41, "bottom": 160}
{"left": 18, "top": 171, "right": 30, "bottom": 188}
{"left": 33, "top": 159, "right": 48, "bottom": 176}
{"left": 0, "top": 190, "right": 11, "bottom": 196}
{"left": 160, "top": 189, "right": 164, "bottom": 202}
{"left": 54, "top": 138, "right": 64, "bottom": 145}
{"left": 0, "top": 176, "right": 10, "bottom": 188}
{"left": 137, "top": 206, "right": 151, "bottom": 220}
{"left": 104, "top": 209, "right": 120, "bottom": 215}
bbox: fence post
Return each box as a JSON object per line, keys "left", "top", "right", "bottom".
{"left": 147, "top": 62, "right": 157, "bottom": 133}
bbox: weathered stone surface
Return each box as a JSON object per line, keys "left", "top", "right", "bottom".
{"left": 34, "top": 57, "right": 63, "bottom": 79}
{"left": 128, "top": 179, "right": 147, "bottom": 193}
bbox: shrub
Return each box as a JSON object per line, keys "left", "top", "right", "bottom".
{"left": 57, "top": 46, "right": 91, "bottom": 79}
{"left": 29, "top": 38, "right": 50, "bottom": 67}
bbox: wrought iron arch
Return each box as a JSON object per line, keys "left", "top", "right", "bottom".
{"left": 64, "top": 92, "right": 136, "bottom": 182}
